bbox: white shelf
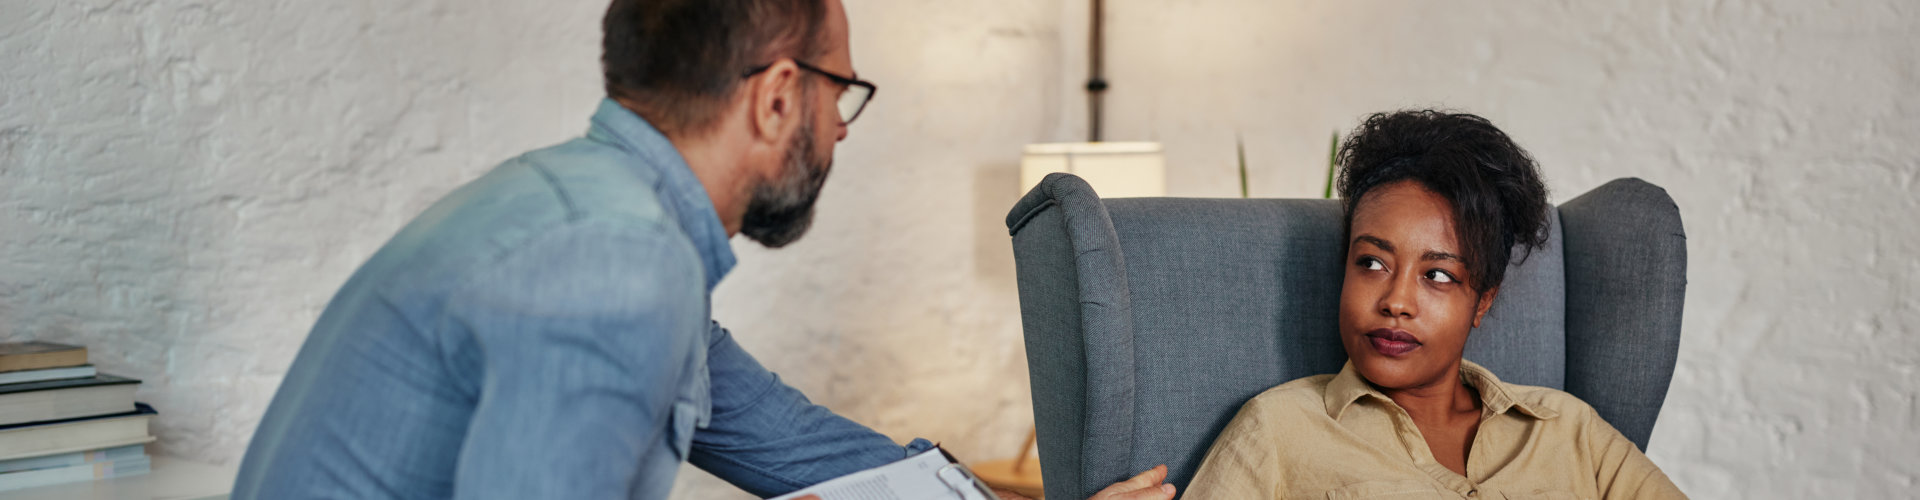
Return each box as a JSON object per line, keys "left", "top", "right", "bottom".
{"left": 1, "top": 456, "right": 238, "bottom": 500}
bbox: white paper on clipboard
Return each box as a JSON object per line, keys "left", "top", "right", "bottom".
{"left": 767, "top": 447, "right": 997, "bottom": 500}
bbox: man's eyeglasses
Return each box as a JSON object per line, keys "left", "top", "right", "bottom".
{"left": 743, "top": 59, "right": 877, "bottom": 126}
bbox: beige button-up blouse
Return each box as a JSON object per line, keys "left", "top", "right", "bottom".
{"left": 1184, "top": 360, "right": 1686, "bottom": 499}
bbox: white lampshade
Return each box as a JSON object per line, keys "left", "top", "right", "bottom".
{"left": 1019, "top": 142, "right": 1166, "bottom": 198}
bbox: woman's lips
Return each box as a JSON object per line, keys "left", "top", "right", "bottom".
{"left": 1366, "top": 328, "right": 1422, "bottom": 357}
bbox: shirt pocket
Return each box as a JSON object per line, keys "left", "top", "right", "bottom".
{"left": 1324, "top": 481, "right": 1447, "bottom": 499}
{"left": 1499, "top": 490, "right": 1581, "bottom": 500}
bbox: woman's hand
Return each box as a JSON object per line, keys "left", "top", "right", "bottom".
{"left": 1088, "top": 465, "right": 1176, "bottom": 500}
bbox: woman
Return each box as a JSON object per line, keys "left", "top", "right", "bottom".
{"left": 1183, "top": 111, "right": 1685, "bottom": 499}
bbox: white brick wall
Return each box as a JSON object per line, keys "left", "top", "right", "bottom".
{"left": 1, "top": 1, "right": 1913, "bottom": 498}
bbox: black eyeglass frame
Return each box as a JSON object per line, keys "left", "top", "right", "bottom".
{"left": 742, "top": 59, "right": 877, "bottom": 126}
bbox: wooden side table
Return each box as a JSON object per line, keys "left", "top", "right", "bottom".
{"left": 970, "top": 428, "right": 1045, "bottom": 498}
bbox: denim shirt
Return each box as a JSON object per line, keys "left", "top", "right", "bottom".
{"left": 234, "top": 99, "right": 931, "bottom": 500}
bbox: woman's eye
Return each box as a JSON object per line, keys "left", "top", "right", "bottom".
{"left": 1425, "top": 270, "right": 1456, "bottom": 283}
{"left": 1358, "top": 257, "right": 1385, "bottom": 271}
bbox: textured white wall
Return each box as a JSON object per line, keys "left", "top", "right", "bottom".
{"left": 0, "top": 1, "right": 1914, "bottom": 499}
{"left": 2, "top": 0, "right": 613, "bottom": 466}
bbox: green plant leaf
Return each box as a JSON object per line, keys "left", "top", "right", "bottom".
{"left": 1322, "top": 130, "right": 1339, "bottom": 199}
{"left": 1237, "top": 134, "right": 1250, "bottom": 199}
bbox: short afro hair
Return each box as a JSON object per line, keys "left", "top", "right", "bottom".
{"left": 1335, "top": 110, "right": 1551, "bottom": 295}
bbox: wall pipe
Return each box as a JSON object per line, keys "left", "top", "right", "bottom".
{"left": 1087, "top": 0, "right": 1108, "bottom": 142}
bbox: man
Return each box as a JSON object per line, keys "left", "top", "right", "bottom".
{"left": 233, "top": 1, "right": 1175, "bottom": 499}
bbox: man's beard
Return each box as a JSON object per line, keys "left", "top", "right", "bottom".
{"left": 739, "top": 108, "right": 832, "bottom": 248}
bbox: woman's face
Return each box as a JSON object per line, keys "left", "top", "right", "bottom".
{"left": 1338, "top": 181, "right": 1497, "bottom": 390}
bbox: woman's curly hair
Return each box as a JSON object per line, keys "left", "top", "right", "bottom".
{"left": 1335, "top": 110, "right": 1551, "bottom": 295}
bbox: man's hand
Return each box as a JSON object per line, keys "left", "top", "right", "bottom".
{"left": 1088, "top": 465, "right": 1176, "bottom": 500}
{"left": 991, "top": 487, "right": 1035, "bottom": 500}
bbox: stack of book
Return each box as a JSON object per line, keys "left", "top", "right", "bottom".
{"left": 0, "top": 341, "right": 155, "bottom": 492}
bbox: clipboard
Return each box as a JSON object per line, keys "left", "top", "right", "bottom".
{"left": 768, "top": 445, "right": 1000, "bottom": 500}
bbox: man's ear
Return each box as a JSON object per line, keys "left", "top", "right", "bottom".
{"left": 1472, "top": 286, "right": 1500, "bottom": 328}
{"left": 746, "top": 59, "right": 802, "bottom": 143}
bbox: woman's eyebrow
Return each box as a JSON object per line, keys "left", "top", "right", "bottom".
{"left": 1352, "top": 235, "right": 1394, "bottom": 252}
{"left": 1421, "top": 250, "right": 1463, "bottom": 263}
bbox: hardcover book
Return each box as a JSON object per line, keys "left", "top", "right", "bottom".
{"left": 0, "top": 443, "right": 146, "bottom": 474}
{"left": 0, "top": 404, "right": 157, "bottom": 461}
{"left": 0, "top": 343, "right": 86, "bottom": 374}
{"left": 0, "top": 365, "right": 97, "bottom": 386}
{"left": 0, "top": 375, "right": 140, "bottom": 427}
{"left": 0, "top": 453, "right": 149, "bottom": 492}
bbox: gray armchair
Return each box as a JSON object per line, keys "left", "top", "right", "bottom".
{"left": 1005, "top": 173, "right": 1686, "bottom": 499}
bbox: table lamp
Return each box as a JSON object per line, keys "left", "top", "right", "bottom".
{"left": 1018, "top": 141, "right": 1167, "bottom": 198}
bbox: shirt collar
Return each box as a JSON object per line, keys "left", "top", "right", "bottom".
{"left": 585, "top": 98, "right": 737, "bottom": 292}
{"left": 1324, "top": 359, "right": 1560, "bottom": 420}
